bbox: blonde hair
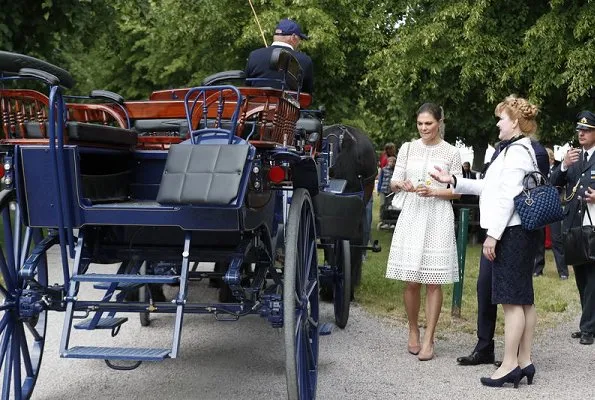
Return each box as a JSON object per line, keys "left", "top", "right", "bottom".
{"left": 494, "top": 95, "right": 539, "bottom": 135}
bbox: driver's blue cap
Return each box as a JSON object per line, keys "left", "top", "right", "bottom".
{"left": 275, "top": 19, "right": 309, "bottom": 40}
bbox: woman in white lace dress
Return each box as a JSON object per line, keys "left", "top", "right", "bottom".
{"left": 387, "top": 103, "right": 462, "bottom": 361}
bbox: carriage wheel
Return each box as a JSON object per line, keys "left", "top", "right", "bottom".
{"left": 0, "top": 190, "right": 48, "bottom": 400}
{"left": 283, "top": 189, "right": 319, "bottom": 400}
{"left": 333, "top": 240, "right": 351, "bottom": 329}
{"left": 349, "top": 229, "right": 364, "bottom": 300}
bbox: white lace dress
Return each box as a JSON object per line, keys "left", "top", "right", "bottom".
{"left": 385, "top": 139, "right": 461, "bottom": 284}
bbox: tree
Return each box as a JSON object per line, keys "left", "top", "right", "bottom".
{"left": 0, "top": 0, "right": 115, "bottom": 69}
{"left": 3, "top": 1, "right": 595, "bottom": 156}
{"left": 365, "top": 0, "right": 595, "bottom": 167}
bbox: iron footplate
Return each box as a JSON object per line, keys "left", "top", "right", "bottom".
{"left": 92, "top": 282, "right": 142, "bottom": 291}
{"left": 62, "top": 347, "right": 170, "bottom": 361}
{"left": 318, "top": 323, "right": 333, "bottom": 336}
{"left": 74, "top": 317, "right": 128, "bottom": 330}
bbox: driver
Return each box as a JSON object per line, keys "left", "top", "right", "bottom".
{"left": 245, "top": 18, "right": 314, "bottom": 94}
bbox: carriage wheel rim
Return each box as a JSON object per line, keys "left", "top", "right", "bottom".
{"left": 0, "top": 199, "right": 48, "bottom": 400}
{"left": 333, "top": 240, "right": 350, "bottom": 329}
{"left": 284, "top": 189, "right": 319, "bottom": 400}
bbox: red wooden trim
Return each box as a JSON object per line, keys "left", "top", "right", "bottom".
{"left": 150, "top": 86, "right": 312, "bottom": 108}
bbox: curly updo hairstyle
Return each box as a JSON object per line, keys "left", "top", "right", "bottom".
{"left": 494, "top": 95, "right": 539, "bottom": 135}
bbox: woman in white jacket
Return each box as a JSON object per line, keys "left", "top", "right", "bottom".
{"left": 432, "top": 95, "right": 540, "bottom": 388}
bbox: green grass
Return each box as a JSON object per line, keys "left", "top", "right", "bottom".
{"left": 356, "top": 198, "right": 580, "bottom": 336}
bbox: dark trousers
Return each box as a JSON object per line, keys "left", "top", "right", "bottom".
{"left": 474, "top": 253, "right": 497, "bottom": 354}
{"left": 574, "top": 261, "right": 595, "bottom": 334}
{"left": 550, "top": 220, "right": 568, "bottom": 276}
{"left": 533, "top": 228, "right": 545, "bottom": 275}
{"left": 533, "top": 223, "right": 568, "bottom": 277}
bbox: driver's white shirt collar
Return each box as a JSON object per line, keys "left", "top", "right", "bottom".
{"left": 271, "top": 41, "right": 294, "bottom": 50}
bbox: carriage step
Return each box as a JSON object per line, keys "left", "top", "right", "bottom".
{"left": 72, "top": 274, "right": 179, "bottom": 284}
{"left": 318, "top": 323, "right": 333, "bottom": 336}
{"left": 74, "top": 317, "right": 129, "bottom": 330}
{"left": 62, "top": 346, "right": 170, "bottom": 361}
{"left": 93, "top": 282, "right": 142, "bottom": 291}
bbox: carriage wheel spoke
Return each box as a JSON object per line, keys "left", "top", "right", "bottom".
{"left": 0, "top": 322, "right": 13, "bottom": 368}
{"left": 1, "top": 332, "right": 13, "bottom": 399}
{"left": 294, "top": 309, "right": 304, "bottom": 337}
{"left": 0, "top": 315, "right": 8, "bottom": 334}
{"left": 18, "top": 227, "right": 32, "bottom": 272}
{"left": 23, "top": 322, "right": 43, "bottom": 343}
{"left": 12, "top": 205, "right": 23, "bottom": 276}
{"left": 11, "top": 325, "right": 21, "bottom": 400}
{"left": 2, "top": 208, "right": 16, "bottom": 280}
{"left": 18, "top": 325, "right": 33, "bottom": 378}
{"left": 304, "top": 241, "right": 316, "bottom": 284}
{"left": 305, "top": 279, "right": 317, "bottom": 300}
{"left": 0, "top": 249, "right": 15, "bottom": 293}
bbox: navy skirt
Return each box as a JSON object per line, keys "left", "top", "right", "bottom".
{"left": 492, "top": 226, "right": 538, "bottom": 305}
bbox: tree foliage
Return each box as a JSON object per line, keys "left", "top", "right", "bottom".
{"left": 2, "top": 1, "right": 595, "bottom": 159}
{"left": 365, "top": 0, "right": 595, "bottom": 163}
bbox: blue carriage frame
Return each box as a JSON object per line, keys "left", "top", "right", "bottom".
{"left": 0, "top": 48, "right": 367, "bottom": 400}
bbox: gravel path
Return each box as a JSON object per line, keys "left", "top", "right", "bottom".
{"left": 32, "top": 291, "right": 594, "bottom": 399}
{"left": 30, "top": 251, "right": 594, "bottom": 399}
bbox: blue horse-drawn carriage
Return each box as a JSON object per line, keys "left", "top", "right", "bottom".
{"left": 0, "top": 50, "right": 377, "bottom": 399}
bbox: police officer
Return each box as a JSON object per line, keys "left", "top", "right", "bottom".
{"left": 550, "top": 110, "right": 595, "bottom": 345}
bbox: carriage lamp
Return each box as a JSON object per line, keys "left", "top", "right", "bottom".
{"left": 3, "top": 162, "right": 10, "bottom": 171}
{"left": 268, "top": 165, "right": 286, "bottom": 184}
{"left": 252, "top": 166, "right": 260, "bottom": 174}
{"left": 253, "top": 180, "right": 261, "bottom": 189}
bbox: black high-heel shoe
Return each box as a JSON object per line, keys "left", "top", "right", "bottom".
{"left": 480, "top": 366, "right": 522, "bottom": 388}
{"left": 521, "top": 364, "right": 536, "bottom": 385}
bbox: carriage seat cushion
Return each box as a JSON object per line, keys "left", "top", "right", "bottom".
{"left": 156, "top": 144, "right": 250, "bottom": 205}
{"left": 23, "top": 121, "right": 137, "bottom": 146}
{"left": 66, "top": 122, "right": 137, "bottom": 146}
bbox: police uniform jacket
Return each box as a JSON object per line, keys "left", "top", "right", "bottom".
{"left": 550, "top": 153, "right": 595, "bottom": 231}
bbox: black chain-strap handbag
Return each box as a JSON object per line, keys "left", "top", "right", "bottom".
{"left": 564, "top": 201, "right": 595, "bottom": 266}
{"left": 506, "top": 144, "right": 564, "bottom": 230}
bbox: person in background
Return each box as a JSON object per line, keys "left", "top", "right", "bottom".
{"left": 432, "top": 95, "right": 541, "bottom": 387}
{"left": 533, "top": 147, "right": 568, "bottom": 279}
{"left": 379, "top": 142, "right": 396, "bottom": 168}
{"left": 377, "top": 156, "right": 396, "bottom": 229}
{"left": 245, "top": 18, "right": 313, "bottom": 94}
{"left": 462, "top": 161, "right": 476, "bottom": 179}
{"left": 387, "top": 103, "right": 461, "bottom": 361}
{"left": 551, "top": 111, "right": 595, "bottom": 346}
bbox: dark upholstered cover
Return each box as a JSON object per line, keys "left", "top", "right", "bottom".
{"left": 313, "top": 191, "right": 364, "bottom": 239}
{"left": 24, "top": 121, "right": 137, "bottom": 146}
{"left": 67, "top": 122, "right": 137, "bottom": 146}
{"left": 156, "top": 144, "right": 249, "bottom": 205}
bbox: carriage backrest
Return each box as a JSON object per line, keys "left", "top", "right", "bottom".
{"left": 0, "top": 89, "right": 136, "bottom": 149}
{"left": 0, "top": 89, "right": 50, "bottom": 139}
{"left": 268, "top": 47, "right": 303, "bottom": 93}
{"left": 0, "top": 86, "right": 301, "bottom": 149}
